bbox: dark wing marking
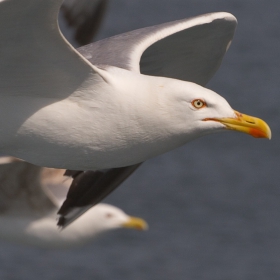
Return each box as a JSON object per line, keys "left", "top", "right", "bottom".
{"left": 57, "top": 163, "right": 142, "bottom": 228}
{"left": 60, "top": 0, "right": 108, "bottom": 46}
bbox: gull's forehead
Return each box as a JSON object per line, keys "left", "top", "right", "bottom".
{"left": 172, "top": 80, "right": 228, "bottom": 103}
{"left": 170, "top": 80, "right": 236, "bottom": 117}
{"left": 94, "top": 204, "right": 125, "bottom": 216}
{"left": 199, "top": 87, "right": 234, "bottom": 114}
{"left": 202, "top": 89, "right": 229, "bottom": 106}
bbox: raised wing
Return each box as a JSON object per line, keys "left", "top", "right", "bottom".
{"left": 78, "top": 12, "right": 237, "bottom": 86}
{"left": 0, "top": 0, "right": 101, "bottom": 99}
{"left": 60, "top": 0, "right": 108, "bottom": 46}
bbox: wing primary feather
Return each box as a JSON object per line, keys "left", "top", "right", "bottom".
{"left": 63, "top": 169, "right": 83, "bottom": 178}
{"left": 57, "top": 163, "right": 142, "bottom": 228}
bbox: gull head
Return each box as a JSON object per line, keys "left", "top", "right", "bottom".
{"left": 158, "top": 78, "right": 271, "bottom": 141}
{"left": 69, "top": 204, "right": 148, "bottom": 236}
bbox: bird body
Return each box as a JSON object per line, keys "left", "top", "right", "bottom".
{"left": 1, "top": 67, "right": 234, "bottom": 170}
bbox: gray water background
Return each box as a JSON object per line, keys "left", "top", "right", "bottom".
{"left": 1, "top": 0, "right": 280, "bottom": 279}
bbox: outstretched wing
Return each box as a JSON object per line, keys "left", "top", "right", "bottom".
{"left": 0, "top": 0, "right": 101, "bottom": 99}
{"left": 78, "top": 12, "right": 237, "bottom": 86}
{"left": 60, "top": 0, "right": 108, "bottom": 46}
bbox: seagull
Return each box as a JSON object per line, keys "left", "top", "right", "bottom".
{"left": 0, "top": 159, "right": 147, "bottom": 249}
{"left": 0, "top": 0, "right": 271, "bottom": 227}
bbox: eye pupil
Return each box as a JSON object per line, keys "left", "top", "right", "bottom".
{"left": 192, "top": 99, "right": 206, "bottom": 109}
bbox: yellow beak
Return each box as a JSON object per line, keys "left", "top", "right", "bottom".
{"left": 206, "top": 110, "right": 271, "bottom": 139}
{"left": 122, "top": 216, "right": 148, "bottom": 231}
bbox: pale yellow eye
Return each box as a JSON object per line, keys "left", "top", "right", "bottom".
{"left": 192, "top": 99, "right": 206, "bottom": 109}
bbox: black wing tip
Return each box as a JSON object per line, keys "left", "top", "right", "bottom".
{"left": 57, "top": 216, "right": 66, "bottom": 228}
{"left": 58, "top": 164, "right": 142, "bottom": 227}
{"left": 57, "top": 205, "right": 93, "bottom": 229}
{"left": 57, "top": 215, "right": 74, "bottom": 229}
{"left": 64, "top": 169, "right": 83, "bottom": 178}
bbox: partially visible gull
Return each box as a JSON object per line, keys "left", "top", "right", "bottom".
{"left": 59, "top": 0, "right": 108, "bottom": 46}
{"left": 0, "top": 159, "right": 147, "bottom": 249}
{"left": 0, "top": 0, "right": 271, "bottom": 227}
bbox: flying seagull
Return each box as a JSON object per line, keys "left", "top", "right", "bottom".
{"left": 0, "top": 0, "right": 271, "bottom": 228}
{"left": 0, "top": 159, "right": 147, "bottom": 249}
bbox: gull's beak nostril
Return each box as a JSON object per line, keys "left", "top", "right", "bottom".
{"left": 245, "top": 120, "right": 255, "bottom": 124}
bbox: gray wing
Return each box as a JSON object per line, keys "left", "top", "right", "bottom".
{"left": 0, "top": 161, "right": 56, "bottom": 216}
{"left": 78, "top": 12, "right": 237, "bottom": 86}
{"left": 60, "top": 0, "right": 108, "bottom": 46}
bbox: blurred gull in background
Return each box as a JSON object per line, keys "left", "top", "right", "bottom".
{"left": 0, "top": 159, "right": 147, "bottom": 249}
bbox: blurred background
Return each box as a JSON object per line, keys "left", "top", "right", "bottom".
{"left": 1, "top": 0, "right": 280, "bottom": 279}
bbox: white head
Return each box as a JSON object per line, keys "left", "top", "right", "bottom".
{"left": 66, "top": 203, "right": 148, "bottom": 238}
{"left": 154, "top": 77, "right": 271, "bottom": 142}
{"left": 24, "top": 204, "right": 147, "bottom": 249}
